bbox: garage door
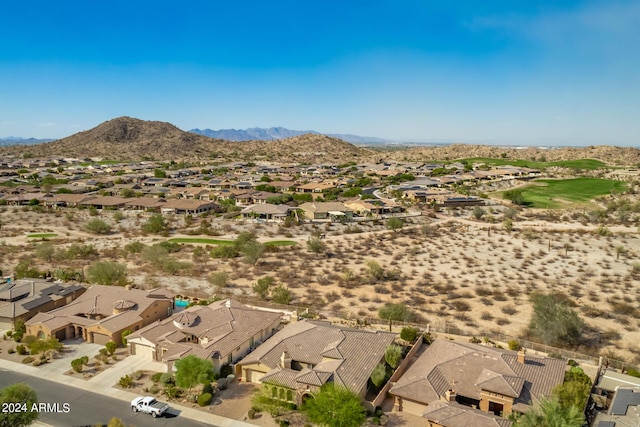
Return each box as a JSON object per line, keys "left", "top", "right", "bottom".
{"left": 134, "top": 343, "right": 155, "bottom": 359}
{"left": 0, "top": 320, "right": 12, "bottom": 332}
{"left": 247, "top": 369, "right": 265, "bottom": 383}
{"left": 92, "top": 333, "right": 111, "bottom": 345}
{"left": 55, "top": 329, "right": 67, "bottom": 341}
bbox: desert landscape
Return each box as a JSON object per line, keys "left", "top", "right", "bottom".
{"left": 2, "top": 186, "right": 639, "bottom": 366}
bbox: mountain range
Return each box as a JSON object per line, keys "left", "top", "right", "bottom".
{"left": 189, "top": 127, "right": 387, "bottom": 144}
{"left": 0, "top": 137, "right": 55, "bottom": 146}
{"left": 0, "top": 117, "right": 370, "bottom": 162}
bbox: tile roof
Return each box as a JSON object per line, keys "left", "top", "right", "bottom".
{"left": 0, "top": 280, "right": 84, "bottom": 319}
{"left": 25, "top": 285, "right": 173, "bottom": 333}
{"left": 389, "top": 340, "right": 565, "bottom": 413}
{"left": 239, "top": 320, "right": 396, "bottom": 394}
{"left": 422, "top": 401, "right": 512, "bottom": 427}
{"left": 128, "top": 299, "right": 282, "bottom": 362}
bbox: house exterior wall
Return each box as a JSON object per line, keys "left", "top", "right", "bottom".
{"left": 479, "top": 390, "right": 514, "bottom": 414}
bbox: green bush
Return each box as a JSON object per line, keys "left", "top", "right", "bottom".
{"left": 400, "top": 327, "right": 419, "bottom": 343}
{"left": 567, "top": 359, "right": 578, "bottom": 367}
{"left": 159, "top": 373, "right": 175, "bottom": 385}
{"left": 508, "top": 339, "right": 521, "bottom": 351}
{"left": 203, "top": 383, "right": 214, "bottom": 395}
{"left": 71, "top": 358, "right": 84, "bottom": 373}
{"left": 105, "top": 341, "right": 117, "bottom": 355}
{"left": 627, "top": 368, "right": 640, "bottom": 378}
{"left": 119, "top": 375, "right": 134, "bottom": 388}
{"left": 151, "top": 372, "right": 163, "bottom": 383}
{"left": 423, "top": 332, "right": 434, "bottom": 344}
{"left": 198, "top": 393, "right": 213, "bottom": 407}
{"left": 248, "top": 408, "right": 257, "bottom": 419}
{"left": 16, "top": 344, "right": 27, "bottom": 355}
{"left": 220, "top": 364, "right": 233, "bottom": 378}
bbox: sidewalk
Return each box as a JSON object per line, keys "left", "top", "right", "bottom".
{"left": 0, "top": 350, "right": 255, "bottom": 427}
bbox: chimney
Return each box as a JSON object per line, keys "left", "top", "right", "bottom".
{"left": 280, "top": 351, "right": 292, "bottom": 369}
{"left": 518, "top": 348, "right": 526, "bottom": 364}
{"left": 443, "top": 389, "right": 457, "bottom": 402}
{"left": 31, "top": 281, "right": 35, "bottom": 296}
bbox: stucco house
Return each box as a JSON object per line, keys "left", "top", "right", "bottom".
{"left": 127, "top": 299, "right": 282, "bottom": 373}
{"left": 25, "top": 285, "right": 174, "bottom": 345}
{"left": 238, "top": 320, "right": 396, "bottom": 405}
{"left": 389, "top": 339, "right": 566, "bottom": 424}
{"left": 0, "top": 279, "right": 86, "bottom": 330}
{"left": 298, "top": 201, "right": 353, "bottom": 221}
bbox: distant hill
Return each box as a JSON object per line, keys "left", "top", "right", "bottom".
{"left": 0, "top": 117, "right": 370, "bottom": 162}
{"left": 0, "top": 137, "right": 55, "bottom": 146}
{"left": 190, "top": 127, "right": 387, "bottom": 144}
{"left": 381, "top": 144, "right": 640, "bottom": 166}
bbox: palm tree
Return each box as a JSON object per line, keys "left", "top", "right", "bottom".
{"left": 514, "top": 397, "right": 584, "bottom": 427}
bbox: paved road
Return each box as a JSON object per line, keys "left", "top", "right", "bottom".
{"left": 0, "top": 369, "right": 210, "bottom": 427}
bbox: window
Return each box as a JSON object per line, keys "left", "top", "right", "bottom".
{"left": 227, "top": 353, "right": 232, "bottom": 364}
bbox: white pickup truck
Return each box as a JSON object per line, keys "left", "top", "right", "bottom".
{"left": 131, "top": 396, "right": 169, "bottom": 418}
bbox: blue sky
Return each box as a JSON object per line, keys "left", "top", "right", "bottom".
{"left": 0, "top": 1, "right": 638, "bottom": 146}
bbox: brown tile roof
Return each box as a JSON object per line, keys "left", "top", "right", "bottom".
{"left": 389, "top": 340, "right": 565, "bottom": 413}
{"left": 240, "top": 320, "right": 396, "bottom": 394}
{"left": 128, "top": 299, "right": 282, "bottom": 361}
{"left": 422, "top": 401, "right": 512, "bottom": 427}
{"left": 25, "top": 285, "right": 173, "bottom": 333}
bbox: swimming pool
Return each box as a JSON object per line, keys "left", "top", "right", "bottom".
{"left": 175, "top": 299, "right": 189, "bottom": 307}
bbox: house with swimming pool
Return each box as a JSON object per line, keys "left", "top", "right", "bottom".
{"left": 25, "top": 285, "right": 174, "bottom": 345}
{"left": 126, "top": 299, "right": 283, "bottom": 373}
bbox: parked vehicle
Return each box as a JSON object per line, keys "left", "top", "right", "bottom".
{"left": 131, "top": 396, "right": 169, "bottom": 418}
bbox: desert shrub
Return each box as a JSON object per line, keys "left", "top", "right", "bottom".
{"left": 85, "top": 218, "right": 111, "bottom": 234}
{"left": 400, "top": 327, "right": 419, "bottom": 343}
{"left": 8, "top": 348, "right": 15, "bottom": 354}
{"left": 469, "top": 336, "right": 482, "bottom": 344}
{"left": 119, "top": 375, "right": 134, "bottom": 388}
{"left": 149, "top": 384, "right": 160, "bottom": 394}
{"left": 158, "top": 373, "right": 175, "bottom": 385}
{"left": 22, "top": 356, "right": 35, "bottom": 364}
{"left": 248, "top": 408, "right": 257, "bottom": 419}
{"left": 271, "top": 286, "right": 292, "bottom": 304}
{"left": 16, "top": 344, "right": 27, "bottom": 355}
{"left": 71, "top": 358, "right": 84, "bottom": 373}
{"left": 423, "top": 332, "right": 433, "bottom": 344}
{"left": 370, "top": 363, "right": 387, "bottom": 388}
{"left": 203, "top": 383, "right": 214, "bottom": 395}
{"left": 385, "top": 345, "right": 403, "bottom": 369}
{"left": 105, "top": 341, "right": 117, "bottom": 355}
{"left": 131, "top": 370, "right": 143, "bottom": 380}
{"left": 378, "top": 302, "right": 419, "bottom": 322}
{"left": 125, "top": 241, "right": 145, "bottom": 253}
{"left": 151, "top": 372, "right": 163, "bottom": 383}
{"left": 210, "top": 245, "right": 238, "bottom": 259}
{"left": 508, "top": 340, "right": 521, "bottom": 351}
{"left": 198, "top": 392, "right": 213, "bottom": 406}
